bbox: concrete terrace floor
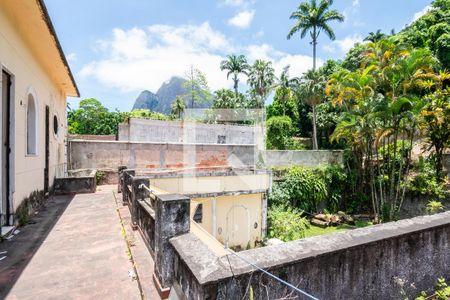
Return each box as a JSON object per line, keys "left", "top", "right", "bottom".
{"left": 0, "top": 185, "right": 159, "bottom": 300}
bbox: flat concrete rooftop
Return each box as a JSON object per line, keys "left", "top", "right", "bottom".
{"left": 0, "top": 186, "right": 159, "bottom": 299}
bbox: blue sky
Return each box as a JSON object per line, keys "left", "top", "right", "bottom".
{"left": 45, "top": 0, "right": 432, "bottom": 111}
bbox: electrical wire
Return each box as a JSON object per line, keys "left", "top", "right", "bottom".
{"left": 226, "top": 249, "right": 320, "bottom": 300}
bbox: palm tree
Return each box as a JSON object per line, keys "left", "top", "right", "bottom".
{"left": 328, "top": 44, "right": 439, "bottom": 221}
{"left": 247, "top": 60, "right": 276, "bottom": 108}
{"left": 364, "top": 29, "right": 386, "bottom": 43}
{"left": 220, "top": 54, "right": 250, "bottom": 98}
{"left": 300, "top": 69, "right": 326, "bottom": 150}
{"left": 287, "top": 0, "right": 344, "bottom": 71}
{"left": 171, "top": 96, "right": 185, "bottom": 119}
{"left": 276, "top": 65, "right": 300, "bottom": 115}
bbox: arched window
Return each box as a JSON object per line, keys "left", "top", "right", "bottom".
{"left": 26, "top": 93, "right": 37, "bottom": 155}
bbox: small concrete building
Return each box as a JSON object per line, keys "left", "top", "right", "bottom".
{"left": 146, "top": 168, "right": 271, "bottom": 250}
{"left": 118, "top": 118, "right": 265, "bottom": 149}
{"left": 0, "top": 0, "right": 78, "bottom": 229}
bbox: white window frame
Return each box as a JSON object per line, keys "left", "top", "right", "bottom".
{"left": 25, "top": 87, "right": 39, "bottom": 156}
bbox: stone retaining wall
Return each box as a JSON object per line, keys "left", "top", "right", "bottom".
{"left": 171, "top": 211, "right": 450, "bottom": 300}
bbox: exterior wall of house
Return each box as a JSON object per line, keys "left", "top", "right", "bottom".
{"left": 0, "top": 6, "right": 67, "bottom": 213}
{"left": 150, "top": 174, "right": 269, "bottom": 249}
{"left": 191, "top": 194, "right": 264, "bottom": 249}
{"left": 149, "top": 174, "right": 270, "bottom": 195}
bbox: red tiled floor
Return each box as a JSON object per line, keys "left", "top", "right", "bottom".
{"left": 0, "top": 185, "right": 159, "bottom": 299}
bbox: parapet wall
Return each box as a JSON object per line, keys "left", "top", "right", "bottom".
{"left": 171, "top": 211, "right": 450, "bottom": 300}
{"left": 118, "top": 118, "right": 262, "bottom": 146}
{"left": 68, "top": 140, "right": 344, "bottom": 173}
{"left": 262, "top": 150, "right": 344, "bottom": 167}
{"left": 68, "top": 140, "right": 256, "bottom": 170}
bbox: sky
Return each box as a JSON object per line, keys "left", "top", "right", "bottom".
{"left": 44, "top": 0, "right": 432, "bottom": 111}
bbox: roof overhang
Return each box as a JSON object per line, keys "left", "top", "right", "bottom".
{"left": 1, "top": 0, "right": 80, "bottom": 97}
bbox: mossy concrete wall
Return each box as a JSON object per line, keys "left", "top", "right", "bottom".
{"left": 68, "top": 140, "right": 257, "bottom": 170}
{"left": 262, "top": 150, "right": 344, "bottom": 168}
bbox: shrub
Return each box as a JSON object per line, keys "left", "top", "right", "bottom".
{"left": 284, "top": 167, "right": 327, "bottom": 212}
{"left": 285, "top": 138, "right": 307, "bottom": 150}
{"left": 317, "top": 165, "right": 347, "bottom": 212}
{"left": 269, "top": 165, "right": 350, "bottom": 213}
{"left": 268, "top": 182, "right": 291, "bottom": 207}
{"left": 266, "top": 116, "right": 293, "bottom": 150}
{"left": 268, "top": 205, "right": 309, "bottom": 242}
{"left": 96, "top": 170, "right": 106, "bottom": 185}
{"left": 416, "top": 277, "right": 450, "bottom": 300}
{"left": 407, "top": 157, "right": 449, "bottom": 199}
{"left": 426, "top": 200, "right": 445, "bottom": 215}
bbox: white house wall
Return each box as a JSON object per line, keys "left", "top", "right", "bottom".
{"left": 0, "top": 7, "right": 67, "bottom": 212}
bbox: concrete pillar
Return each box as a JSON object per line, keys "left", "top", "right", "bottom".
{"left": 131, "top": 177, "right": 149, "bottom": 230}
{"left": 117, "top": 165, "right": 127, "bottom": 193}
{"left": 122, "top": 169, "right": 135, "bottom": 204}
{"left": 154, "top": 194, "right": 190, "bottom": 289}
{"left": 261, "top": 192, "right": 268, "bottom": 238}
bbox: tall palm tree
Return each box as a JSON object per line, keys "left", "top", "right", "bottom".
{"left": 364, "top": 29, "right": 386, "bottom": 43}
{"left": 276, "top": 65, "right": 300, "bottom": 115}
{"left": 220, "top": 54, "right": 250, "bottom": 98}
{"left": 287, "top": 0, "right": 344, "bottom": 71}
{"left": 247, "top": 60, "right": 276, "bottom": 108}
{"left": 300, "top": 69, "right": 326, "bottom": 150}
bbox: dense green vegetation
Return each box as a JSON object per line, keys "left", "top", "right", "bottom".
{"left": 266, "top": 0, "right": 449, "bottom": 244}
{"left": 269, "top": 165, "right": 349, "bottom": 214}
{"left": 68, "top": 98, "right": 169, "bottom": 135}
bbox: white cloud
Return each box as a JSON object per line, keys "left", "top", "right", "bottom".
{"left": 342, "top": 0, "right": 364, "bottom": 28}
{"left": 323, "top": 34, "right": 363, "bottom": 54}
{"left": 246, "top": 44, "right": 282, "bottom": 61}
{"left": 274, "top": 54, "right": 322, "bottom": 78}
{"left": 228, "top": 10, "right": 255, "bottom": 29}
{"left": 220, "top": 0, "right": 255, "bottom": 7}
{"left": 253, "top": 29, "right": 264, "bottom": 39}
{"left": 411, "top": 5, "right": 431, "bottom": 24}
{"left": 66, "top": 52, "right": 77, "bottom": 62}
{"left": 80, "top": 23, "right": 234, "bottom": 92}
{"left": 246, "top": 43, "right": 320, "bottom": 77}
{"left": 79, "top": 22, "right": 318, "bottom": 94}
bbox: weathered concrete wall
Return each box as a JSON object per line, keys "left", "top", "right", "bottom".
{"left": 171, "top": 211, "right": 450, "bottom": 300}
{"left": 119, "top": 118, "right": 262, "bottom": 147}
{"left": 53, "top": 170, "right": 97, "bottom": 194}
{"left": 262, "top": 150, "right": 344, "bottom": 168}
{"left": 444, "top": 153, "right": 450, "bottom": 178}
{"left": 68, "top": 140, "right": 256, "bottom": 170}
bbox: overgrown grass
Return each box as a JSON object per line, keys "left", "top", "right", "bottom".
{"left": 304, "top": 220, "right": 373, "bottom": 238}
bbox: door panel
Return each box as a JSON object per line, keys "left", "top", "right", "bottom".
{"left": 1, "top": 71, "right": 11, "bottom": 226}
